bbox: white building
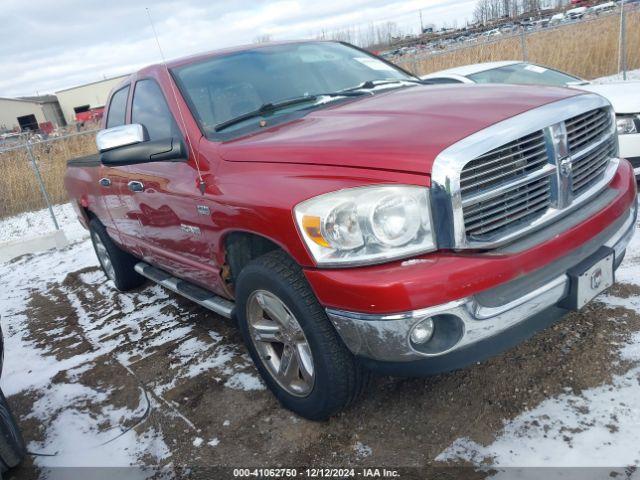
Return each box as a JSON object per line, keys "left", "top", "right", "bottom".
{"left": 0, "top": 95, "right": 65, "bottom": 133}
{"left": 55, "top": 75, "right": 128, "bottom": 125}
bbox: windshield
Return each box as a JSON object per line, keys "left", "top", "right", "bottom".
{"left": 172, "top": 42, "right": 414, "bottom": 135}
{"left": 468, "top": 63, "right": 583, "bottom": 87}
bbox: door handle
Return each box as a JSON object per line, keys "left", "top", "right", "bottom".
{"left": 99, "top": 178, "right": 111, "bottom": 187}
{"left": 128, "top": 181, "right": 145, "bottom": 192}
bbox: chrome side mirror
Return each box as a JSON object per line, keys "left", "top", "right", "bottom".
{"left": 96, "top": 124, "right": 146, "bottom": 152}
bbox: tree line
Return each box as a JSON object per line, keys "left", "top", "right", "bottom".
{"left": 473, "top": 0, "right": 568, "bottom": 24}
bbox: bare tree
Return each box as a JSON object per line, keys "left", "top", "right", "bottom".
{"left": 473, "top": 0, "right": 554, "bottom": 24}
{"left": 253, "top": 34, "right": 273, "bottom": 43}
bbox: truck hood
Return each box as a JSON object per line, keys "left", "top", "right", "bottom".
{"left": 219, "top": 84, "right": 583, "bottom": 175}
{"left": 574, "top": 82, "right": 640, "bottom": 114}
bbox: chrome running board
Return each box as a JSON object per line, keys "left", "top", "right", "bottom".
{"left": 134, "top": 262, "right": 234, "bottom": 318}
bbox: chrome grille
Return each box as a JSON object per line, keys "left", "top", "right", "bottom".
{"left": 452, "top": 100, "right": 617, "bottom": 246}
{"left": 460, "top": 130, "right": 548, "bottom": 196}
{"left": 463, "top": 176, "right": 552, "bottom": 238}
{"left": 565, "top": 108, "right": 611, "bottom": 154}
{"left": 572, "top": 137, "right": 617, "bottom": 196}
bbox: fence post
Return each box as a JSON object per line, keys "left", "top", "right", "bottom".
{"left": 25, "top": 141, "right": 60, "bottom": 230}
{"left": 520, "top": 26, "right": 528, "bottom": 62}
{"left": 619, "top": 1, "right": 627, "bottom": 80}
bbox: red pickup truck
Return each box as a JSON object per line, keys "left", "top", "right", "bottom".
{"left": 65, "top": 41, "right": 638, "bottom": 420}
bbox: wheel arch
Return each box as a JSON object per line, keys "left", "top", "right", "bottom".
{"left": 222, "top": 230, "right": 295, "bottom": 292}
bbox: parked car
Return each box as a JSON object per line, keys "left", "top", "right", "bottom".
{"left": 421, "top": 61, "right": 640, "bottom": 177}
{"left": 589, "top": 2, "right": 617, "bottom": 14}
{"left": 566, "top": 6, "right": 588, "bottom": 19}
{"left": 550, "top": 12, "right": 566, "bottom": 24}
{"left": 0, "top": 324, "right": 26, "bottom": 473}
{"left": 65, "top": 41, "right": 637, "bottom": 420}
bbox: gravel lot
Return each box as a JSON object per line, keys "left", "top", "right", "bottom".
{"left": 1, "top": 196, "right": 640, "bottom": 479}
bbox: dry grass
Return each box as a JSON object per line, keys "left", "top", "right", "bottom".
{"left": 397, "top": 10, "right": 640, "bottom": 80}
{"left": 0, "top": 132, "right": 96, "bottom": 219}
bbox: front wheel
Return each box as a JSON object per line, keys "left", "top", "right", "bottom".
{"left": 236, "top": 250, "right": 369, "bottom": 420}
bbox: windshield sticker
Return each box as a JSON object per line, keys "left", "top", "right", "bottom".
{"left": 354, "top": 57, "right": 396, "bottom": 72}
{"left": 524, "top": 65, "right": 548, "bottom": 74}
{"left": 298, "top": 50, "right": 341, "bottom": 63}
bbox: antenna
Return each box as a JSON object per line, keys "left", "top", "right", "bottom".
{"left": 145, "top": 7, "right": 206, "bottom": 194}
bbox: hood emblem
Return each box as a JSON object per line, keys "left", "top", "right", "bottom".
{"left": 559, "top": 156, "right": 573, "bottom": 177}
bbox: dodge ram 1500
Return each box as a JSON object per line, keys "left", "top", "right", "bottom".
{"left": 65, "top": 40, "right": 638, "bottom": 420}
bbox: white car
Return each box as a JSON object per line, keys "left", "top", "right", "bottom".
{"left": 421, "top": 61, "right": 640, "bottom": 177}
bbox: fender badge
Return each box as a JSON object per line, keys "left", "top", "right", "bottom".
{"left": 259, "top": 119, "right": 267, "bottom": 128}
{"left": 196, "top": 205, "right": 210, "bottom": 215}
{"left": 180, "top": 224, "right": 201, "bottom": 235}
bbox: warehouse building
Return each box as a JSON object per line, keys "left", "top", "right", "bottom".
{"left": 0, "top": 95, "right": 66, "bottom": 133}
{"left": 56, "top": 75, "right": 128, "bottom": 125}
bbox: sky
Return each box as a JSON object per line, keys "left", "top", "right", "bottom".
{"left": 0, "top": 0, "right": 476, "bottom": 98}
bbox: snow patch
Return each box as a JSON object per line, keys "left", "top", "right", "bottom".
{"left": 593, "top": 69, "right": 640, "bottom": 83}
{"left": 437, "top": 203, "right": 640, "bottom": 469}
{"left": 437, "top": 364, "right": 640, "bottom": 467}
{"left": 0, "top": 203, "right": 89, "bottom": 245}
{"left": 0, "top": 221, "right": 260, "bottom": 470}
{"left": 224, "top": 372, "right": 265, "bottom": 391}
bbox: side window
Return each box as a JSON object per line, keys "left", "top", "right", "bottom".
{"left": 106, "top": 86, "right": 130, "bottom": 128}
{"left": 131, "top": 79, "right": 179, "bottom": 140}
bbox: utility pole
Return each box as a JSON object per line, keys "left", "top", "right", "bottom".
{"left": 419, "top": 10, "right": 424, "bottom": 33}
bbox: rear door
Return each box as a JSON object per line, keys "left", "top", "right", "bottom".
{"left": 124, "top": 78, "right": 220, "bottom": 287}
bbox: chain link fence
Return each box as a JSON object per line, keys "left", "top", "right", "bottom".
{"left": 0, "top": 130, "right": 98, "bottom": 228}
{"left": 394, "top": 3, "right": 639, "bottom": 80}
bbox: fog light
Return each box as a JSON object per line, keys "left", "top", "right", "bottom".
{"left": 410, "top": 318, "right": 434, "bottom": 344}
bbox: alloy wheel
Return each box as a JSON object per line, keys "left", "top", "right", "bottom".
{"left": 91, "top": 232, "right": 116, "bottom": 281}
{"left": 246, "top": 290, "right": 315, "bottom": 397}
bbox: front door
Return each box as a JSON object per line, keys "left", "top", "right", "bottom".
{"left": 124, "top": 78, "right": 220, "bottom": 288}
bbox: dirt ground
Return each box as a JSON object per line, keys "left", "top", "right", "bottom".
{"left": 4, "top": 240, "right": 640, "bottom": 480}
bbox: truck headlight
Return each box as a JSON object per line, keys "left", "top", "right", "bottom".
{"left": 294, "top": 185, "right": 435, "bottom": 266}
{"left": 616, "top": 115, "right": 639, "bottom": 135}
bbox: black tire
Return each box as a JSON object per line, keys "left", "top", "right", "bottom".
{"left": 236, "top": 250, "right": 370, "bottom": 420}
{"left": 89, "top": 218, "right": 145, "bottom": 292}
{"left": 0, "top": 390, "right": 25, "bottom": 473}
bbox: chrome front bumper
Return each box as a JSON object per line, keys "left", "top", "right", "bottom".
{"left": 326, "top": 201, "right": 637, "bottom": 363}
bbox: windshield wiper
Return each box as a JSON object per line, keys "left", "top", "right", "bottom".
{"left": 214, "top": 92, "right": 369, "bottom": 132}
{"left": 342, "top": 78, "right": 424, "bottom": 92}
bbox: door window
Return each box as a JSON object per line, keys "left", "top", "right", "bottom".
{"left": 106, "top": 86, "right": 130, "bottom": 128}
{"left": 132, "top": 79, "right": 179, "bottom": 140}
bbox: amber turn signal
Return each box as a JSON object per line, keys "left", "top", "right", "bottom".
{"left": 301, "top": 215, "right": 330, "bottom": 248}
